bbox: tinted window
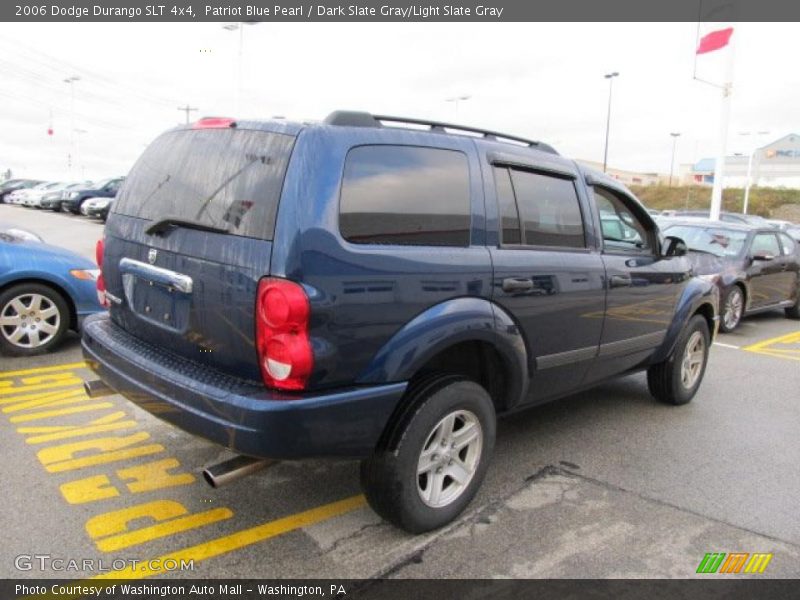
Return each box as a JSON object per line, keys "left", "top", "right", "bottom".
{"left": 751, "top": 233, "right": 780, "bottom": 257}
{"left": 114, "top": 128, "right": 296, "bottom": 239}
{"left": 508, "top": 169, "right": 585, "bottom": 248}
{"left": 339, "top": 145, "right": 470, "bottom": 246}
{"left": 493, "top": 166, "right": 520, "bottom": 244}
{"left": 593, "top": 186, "right": 651, "bottom": 252}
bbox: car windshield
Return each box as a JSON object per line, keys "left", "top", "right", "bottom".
{"left": 665, "top": 225, "right": 749, "bottom": 258}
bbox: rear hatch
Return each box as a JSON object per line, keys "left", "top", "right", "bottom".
{"left": 103, "top": 124, "right": 296, "bottom": 382}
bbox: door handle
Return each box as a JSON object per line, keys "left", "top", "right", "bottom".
{"left": 609, "top": 274, "right": 632, "bottom": 288}
{"left": 502, "top": 278, "right": 534, "bottom": 293}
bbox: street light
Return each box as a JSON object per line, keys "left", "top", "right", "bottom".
{"left": 222, "top": 22, "right": 259, "bottom": 114}
{"left": 669, "top": 132, "right": 681, "bottom": 186}
{"left": 739, "top": 130, "right": 770, "bottom": 214}
{"left": 445, "top": 95, "right": 471, "bottom": 119}
{"left": 63, "top": 76, "right": 81, "bottom": 174}
{"left": 602, "top": 72, "right": 619, "bottom": 173}
{"left": 73, "top": 128, "right": 88, "bottom": 178}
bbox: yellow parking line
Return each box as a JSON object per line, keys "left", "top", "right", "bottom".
{"left": 0, "top": 362, "right": 87, "bottom": 378}
{"left": 91, "top": 494, "right": 367, "bottom": 580}
{"left": 25, "top": 495, "right": 368, "bottom": 600}
{"left": 742, "top": 330, "right": 800, "bottom": 362}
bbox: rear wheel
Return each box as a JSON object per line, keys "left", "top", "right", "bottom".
{"left": 0, "top": 283, "right": 70, "bottom": 356}
{"left": 719, "top": 285, "right": 744, "bottom": 332}
{"left": 647, "top": 315, "right": 710, "bottom": 405}
{"left": 360, "top": 375, "right": 495, "bottom": 533}
{"left": 786, "top": 292, "right": 800, "bottom": 319}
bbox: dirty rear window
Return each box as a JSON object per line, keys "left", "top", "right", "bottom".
{"left": 113, "top": 128, "right": 295, "bottom": 239}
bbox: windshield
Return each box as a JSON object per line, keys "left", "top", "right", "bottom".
{"left": 113, "top": 128, "right": 295, "bottom": 240}
{"left": 665, "top": 225, "right": 748, "bottom": 258}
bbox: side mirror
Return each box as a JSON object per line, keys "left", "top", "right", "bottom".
{"left": 662, "top": 235, "right": 688, "bottom": 257}
{"left": 752, "top": 252, "right": 774, "bottom": 261}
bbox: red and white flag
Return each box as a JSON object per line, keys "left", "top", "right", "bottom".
{"left": 696, "top": 26, "right": 734, "bottom": 54}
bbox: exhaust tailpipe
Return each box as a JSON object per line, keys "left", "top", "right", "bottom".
{"left": 84, "top": 379, "right": 115, "bottom": 399}
{"left": 203, "top": 455, "right": 275, "bottom": 488}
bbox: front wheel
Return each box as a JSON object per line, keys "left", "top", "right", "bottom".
{"left": 647, "top": 315, "right": 710, "bottom": 405}
{"left": 719, "top": 285, "right": 744, "bottom": 333}
{"left": 0, "top": 283, "right": 70, "bottom": 356}
{"left": 360, "top": 375, "right": 496, "bottom": 533}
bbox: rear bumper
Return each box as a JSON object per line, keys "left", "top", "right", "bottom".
{"left": 81, "top": 313, "right": 407, "bottom": 460}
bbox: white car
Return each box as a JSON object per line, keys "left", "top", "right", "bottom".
{"left": 80, "top": 196, "right": 110, "bottom": 216}
{"left": 20, "top": 182, "right": 67, "bottom": 207}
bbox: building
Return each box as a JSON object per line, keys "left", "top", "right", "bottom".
{"left": 576, "top": 160, "right": 669, "bottom": 186}
{"left": 682, "top": 133, "right": 800, "bottom": 188}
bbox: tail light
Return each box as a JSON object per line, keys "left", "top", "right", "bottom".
{"left": 255, "top": 278, "right": 313, "bottom": 391}
{"left": 95, "top": 238, "right": 109, "bottom": 308}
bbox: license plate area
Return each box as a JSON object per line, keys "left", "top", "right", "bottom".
{"left": 119, "top": 258, "right": 194, "bottom": 332}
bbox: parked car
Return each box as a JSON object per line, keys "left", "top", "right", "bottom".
{"left": 0, "top": 226, "right": 105, "bottom": 355}
{"left": 39, "top": 182, "right": 89, "bottom": 211}
{"left": 673, "top": 210, "right": 770, "bottom": 227}
{"left": 0, "top": 179, "right": 42, "bottom": 203}
{"left": 662, "top": 219, "right": 800, "bottom": 332}
{"left": 60, "top": 177, "right": 124, "bottom": 214}
{"left": 20, "top": 181, "right": 67, "bottom": 207}
{"left": 82, "top": 111, "right": 718, "bottom": 533}
{"left": 81, "top": 196, "right": 114, "bottom": 221}
{"left": 766, "top": 219, "right": 796, "bottom": 232}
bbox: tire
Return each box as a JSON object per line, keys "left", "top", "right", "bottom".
{"left": 647, "top": 314, "right": 710, "bottom": 405}
{"left": 719, "top": 285, "right": 744, "bottom": 333}
{"left": 786, "top": 292, "right": 800, "bottom": 320}
{"left": 360, "top": 374, "right": 496, "bottom": 533}
{"left": 0, "top": 283, "right": 70, "bottom": 356}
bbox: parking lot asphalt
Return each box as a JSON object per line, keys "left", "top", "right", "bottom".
{"left": 1, "top": 204, "right": 799, "bottom": 580}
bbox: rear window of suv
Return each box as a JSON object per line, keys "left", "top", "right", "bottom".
{"left": 339, "top": 145, "right": 471, "bottom": 246}
{"left": 113, "top": 128, "right": 295, "bottom": 240}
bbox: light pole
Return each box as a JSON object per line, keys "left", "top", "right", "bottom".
{"left": 63, "top": 76, "right": 81, "bottom": 173}
{"left": 445, "top": 95, "right": 471, "bottom": 119}
{"left": 223, "top": 23, "right": 259, "bottom": 114}
{"left": 73, "top": 129, "right": 88, "bottom": 179}
{"left": 602, "top": 72, "right": 619, "bottom": 173}
{"left": 739, "top": 130, "right": 770, "bottom": 214}
{"left": 669, "top": 132, "right": 681, "bottom": 186}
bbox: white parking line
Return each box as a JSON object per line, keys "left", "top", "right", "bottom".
{"left": 713, "top": 342, "right": 741, "bottom": 350}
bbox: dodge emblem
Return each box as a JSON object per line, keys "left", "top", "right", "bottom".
{"left": 148, "top": 249, "right": 158, "bottom": 264}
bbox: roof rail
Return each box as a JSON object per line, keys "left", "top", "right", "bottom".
{"left": 323, "top": 110, "right": 558, "bottom": 155}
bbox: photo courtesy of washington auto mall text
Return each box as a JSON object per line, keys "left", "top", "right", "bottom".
{"left": 1, "top": 0, "right": 800, "bottom": 599}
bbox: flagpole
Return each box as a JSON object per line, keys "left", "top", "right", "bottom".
{"left": 709, "top": 35, "right": 735, "bottom": 221}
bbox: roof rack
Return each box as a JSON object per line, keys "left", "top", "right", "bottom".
{"left": 323, "top": 110, "right": 558, "bottom": 155}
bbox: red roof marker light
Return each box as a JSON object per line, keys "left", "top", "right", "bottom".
{"left": 193, "top": 117, "right": 237, "bottom": 129}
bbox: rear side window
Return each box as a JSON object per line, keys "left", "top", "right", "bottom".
{"left": 751, "top": 232, "right": 781, "bottom": 257}
{"left": 113, "top": 128, "right": 295, "bottom": 240}
{"left": 493, "top": 166, "right": 586, "bottom": 248}
{"left": 779, "top": 233, "right": 796, "bottom": 256}
{"left": 339, "top": 145, "right": 471, "bottom": 246}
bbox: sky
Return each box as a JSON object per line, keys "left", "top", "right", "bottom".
{"left": 0, "top": 21, "right": 797, "bottom": 182}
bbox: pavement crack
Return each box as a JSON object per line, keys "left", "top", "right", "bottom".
{"left": 564, "top": 469, "right": 800, "bottom": 551}
{"left": 370, "top": 463, "right": 573, "bottom": 579}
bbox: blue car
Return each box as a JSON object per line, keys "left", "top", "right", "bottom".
{"left": 0, "top": 225, "right": 105, "bottom": 355}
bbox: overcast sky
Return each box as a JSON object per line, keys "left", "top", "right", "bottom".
{"left": 0, "top": 22, "right": 797, "bottom": 182}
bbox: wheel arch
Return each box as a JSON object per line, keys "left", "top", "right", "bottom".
{"left": 356, "top": 296, "right": 528, "bottom": 414}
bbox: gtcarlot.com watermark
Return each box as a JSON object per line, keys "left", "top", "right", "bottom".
{"left": 15, "top": 553, "right": 194, "bottom": 573}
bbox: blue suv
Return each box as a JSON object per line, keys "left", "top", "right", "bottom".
{"left": 82, "top": 112, "right": 718, "bottom": 532}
